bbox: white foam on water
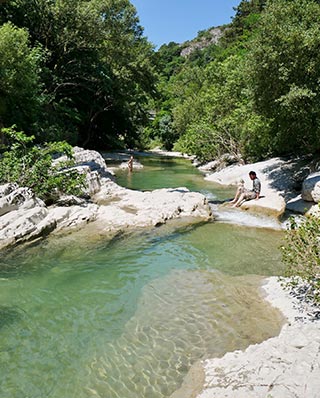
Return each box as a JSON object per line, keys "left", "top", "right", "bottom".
{"left": 210, "top": 204, "right": 282, "bottom": 230}
{"left": 199, "top": 191, "right": 217, "bottom": 201}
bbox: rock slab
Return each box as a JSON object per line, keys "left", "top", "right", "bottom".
{"left": 205, "top": 158, "right": 287, "bottom": 217}
{"left": 196, "top": 277, "right": 320, "bottom": 398}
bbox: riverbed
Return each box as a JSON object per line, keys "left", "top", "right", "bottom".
{"left": 0, "top": 154, "right": 286, "bottom": 398}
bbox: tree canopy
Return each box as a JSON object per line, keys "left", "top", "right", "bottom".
{"left": 1, "top": 0, "right": 320, "bottom": 160}
{"left": 0, "top": 0, "right": 157, "bottom": 149}
{"left": 152, "top": 0, "right": 320, "bottom": 162}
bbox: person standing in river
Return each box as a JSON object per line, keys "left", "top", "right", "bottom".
{"left": 231, "top": 171, "right": 261, "bottom": 207}
{"left": 128, "top": 155, "right": 134, "bottom": 172}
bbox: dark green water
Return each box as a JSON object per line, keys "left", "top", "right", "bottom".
{"left": 0, "top": 154, "right": 285, "bottom": 398}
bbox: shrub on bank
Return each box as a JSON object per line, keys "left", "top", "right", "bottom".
{"left": 0, "top": 126, "right": 85, "bottom": 204}
{"left": 281, "top": 216, "right": 320, "bottom": 304}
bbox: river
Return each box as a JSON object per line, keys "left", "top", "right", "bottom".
{"left": 0, "top": 153, "right": 285, "bottom": 398}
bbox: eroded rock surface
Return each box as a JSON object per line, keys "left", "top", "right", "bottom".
{"left": 203, "top": 156, "right": 320, "bottom": 218}
{"left": 204, "top": 158, "right": 287, "bottom": 217}
{"left": 93, "top": 179, "right": 211, "bottom": 231}
{"left": 0, "top": 148, "right": 212, "bottom": 250}
{"left": 196, "top": 277, "right": 320, "bottom": 398}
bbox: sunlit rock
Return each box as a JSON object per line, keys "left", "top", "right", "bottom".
{"left": 204, "top": 158, "right": 289, "bottom": 218}
{"left": 0, "top": 206, "right": 53, "bottom": 249}
{"left": 93, "top": 180, "right": 212, "bottom": 230}
{"left": 302, "top": 172, "right": 320, "bottom": 203}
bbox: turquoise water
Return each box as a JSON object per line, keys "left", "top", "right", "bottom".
{"left": 113, "top": 155, "right": 233, "bottom": 201}
{"left": 0, "top": 155, "right": 285, "bottom": 398}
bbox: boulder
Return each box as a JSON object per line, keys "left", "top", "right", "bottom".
{"left": 0, "top": 206, "right": 54, "bottom": 249}
{"left": 53, "top": 146, "right": 113, "bottom": 179}
{"left": 240, "top": 192, "right": 286, "bottom": 218}
{"left": 198, "top": 154, "right": 241, "bottom": 173}
{"left": 60, "top": 165, "right": 101, "bottom": 196}
{"left": 0, "top": 183, "right": 18, "bottom": 197}
{"left": 302, "top": 172, "right": 320, "bottom": 202}
{"left": 286, "top": 195, "right": 316, "bottom": 214}
{"left": 47, "top": 203, "right": 99, "bottom": 231}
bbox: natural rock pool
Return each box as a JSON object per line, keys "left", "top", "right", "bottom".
{"left": 0, "top": 154, "right": 285, "bottom": 398}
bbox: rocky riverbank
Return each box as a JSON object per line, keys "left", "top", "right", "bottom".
{"left": 171, "top": 277, "right": 320, "bottom": 398}
{"left": 0, "top": 147, "right": 212, "bottom": 251}
{"left": 2, "top": 148, "right": 320, "bottom": 397}
{"left": 203, "top": 155, "right": 320, "bottom": 219}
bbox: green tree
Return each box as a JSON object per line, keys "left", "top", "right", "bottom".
{"left": 96, "top": 0, "right": 157, "bottom": 148}
{"left": 222, "top": 0, "right": 266, "bottom": 46}
{"left": 171, "top": 54, "right": 258, "bottom": 162}
{"left": 247, "top": 0, "right": 320, "bottom": 156}
{"left": 0, "top": 22, "right": 43, "bottom": 132}
{"left": 154, "top": 42, "right": 184, "bottom": 79}
{"left": 0, "top": 0, "right": 157, "bottom": 149}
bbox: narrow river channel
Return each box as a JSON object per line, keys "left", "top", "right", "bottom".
{"left": 0, "top": 153, "right": 285, "bottom": 398}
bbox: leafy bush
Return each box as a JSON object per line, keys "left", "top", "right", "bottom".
{"left": 173, "top": 121, "right": 219, "bottom": 162}
{"left": 0, "top": 127, "right": 85, "bottom": 204}
{"left": 281, "top": 216, "right": 320, "bottom": 303}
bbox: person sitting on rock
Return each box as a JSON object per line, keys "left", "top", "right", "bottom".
{"left": 231, "top": 171, "right": 261, "bottom": 207}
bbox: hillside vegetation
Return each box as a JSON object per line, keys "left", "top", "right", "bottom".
{"left": 1, "top": 0, "right": 320, "bottom": 163}
{"left": 151, "top": 0, "right": 320, "bottom": 162}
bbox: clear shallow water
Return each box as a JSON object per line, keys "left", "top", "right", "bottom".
{"left": 0, "top": 155, "right": 285, "bottom": 398}
{"left": 113, "top": 155, "right": 233, "bottom": 200}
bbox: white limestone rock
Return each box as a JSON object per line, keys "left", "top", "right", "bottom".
{"left": 0, "top": 148, "right": 212, "bottom": 250}
{"left": 93, "top": 180, "right": 212, "bottom": 231}
{"left": 302, "top": 171, "right": 320, "bottom": 203}
{"left": 60, "top": 165, "right": 101, "bottom": 196}
{"left": 205, "top": 158, "right": 287, "bottom": 217}
{"left": 48, "top": 203, "right": 99, "bottom": 231}
{"left": 0, "top": 206, "right": 53, "bottom": 249}
{"left": 194, "top": 277, "right": 320, "bottom": 398}
{"left": 57, "top": 146, "right": 114, "bottom": 178}
{"left": 0, "top": 186, "right": 45, "bottom": 216}
{"left": 0, "top": 182, "right": 18, "bottom": 197}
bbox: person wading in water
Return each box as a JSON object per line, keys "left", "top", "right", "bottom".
{"left": 128, "top": 155, "right": 134, "bottom": 172}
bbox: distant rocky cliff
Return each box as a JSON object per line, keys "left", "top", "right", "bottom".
{"left": 180, "top": 26, "right": 225, "bottom": 57}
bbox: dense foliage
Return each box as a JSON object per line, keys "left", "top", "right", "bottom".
{"left": 152, "top": 0, "right": 320, "bottom": 162}
{"left": 0, "top": 0, "right": 157, "bottom": 149}
{"left": 0, "top": 22, "right": 43, "bottom": 134}
{"left": 0, "top": 127, "right": 85, "bottom": 203}
{"left": 1, "top": 0, "right": 320, "bottom": 159}
{"left": 281, "top": 217, "right": 320, "bottom": 304}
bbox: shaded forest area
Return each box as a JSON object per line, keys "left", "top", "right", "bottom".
{"left": 1, "top": 0, "right": 320, "bottom": 162}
